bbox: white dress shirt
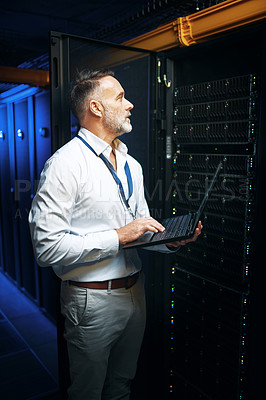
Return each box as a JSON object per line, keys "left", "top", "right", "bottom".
{"left": 29, "top": 128, "right": 171, "bottom": 282}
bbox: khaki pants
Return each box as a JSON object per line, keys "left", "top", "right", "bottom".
{"left": 60, "top": 272, "right": 146, "bottom": 400}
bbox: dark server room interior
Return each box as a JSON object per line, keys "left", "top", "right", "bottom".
{"left": 0, "top": 1, "right": 266, "bottom": 399}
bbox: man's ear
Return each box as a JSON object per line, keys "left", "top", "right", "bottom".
{"left": 89, "top": 99, "right": 103, "bottom": 117}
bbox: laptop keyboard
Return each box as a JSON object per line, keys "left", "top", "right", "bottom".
{"left": 151, "top": 213, "right": 194, "bottom": 242}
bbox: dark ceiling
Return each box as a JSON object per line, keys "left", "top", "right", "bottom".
{"left": 0, "top": 0, "right": 226, "bottom": 72}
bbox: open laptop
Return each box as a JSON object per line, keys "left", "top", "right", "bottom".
{"left": 123, "top": 161, "right": 223, "bottom": 249}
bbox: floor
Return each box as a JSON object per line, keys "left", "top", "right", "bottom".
{"left": 0, "top": 271, "right": 60, "bottom": 400}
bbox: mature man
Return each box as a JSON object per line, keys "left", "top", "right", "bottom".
{"left": 29, "top": 69, "right": 202, "bottom": 399}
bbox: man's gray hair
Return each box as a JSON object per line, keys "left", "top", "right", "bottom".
{"left": 68, "top": 68, "right": 114, "bottom": 122}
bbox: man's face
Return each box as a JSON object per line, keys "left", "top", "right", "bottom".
{"left": 99, "top": 76, "right": 134, "bottom": 135}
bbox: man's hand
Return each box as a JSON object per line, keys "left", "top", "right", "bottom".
{"left": 116, "top": 217, "right": 165, "bottom": 245}
{"left": 166, "top": 220, "right": 203, "bottom": 249}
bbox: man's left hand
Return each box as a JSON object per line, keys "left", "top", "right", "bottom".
{"left": 166, "top": 220, "right": 203, "bottom": 249}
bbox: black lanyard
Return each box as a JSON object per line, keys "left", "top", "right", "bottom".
{"left": 77, "top": 135, "right": 135, "bottom": 218}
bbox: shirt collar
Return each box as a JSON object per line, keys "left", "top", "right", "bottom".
{"left": 79, "top": 127, "right": 128, "bottom": 158}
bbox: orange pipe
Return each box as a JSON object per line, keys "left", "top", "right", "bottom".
{"left": 124, "top": 0, "right": 266, "bottom": 50}
{"left": 176, "top": 0, "right": 266, "bottom": 47}
{"left": 0, "top": 66, "right": 49, "bottom": 87}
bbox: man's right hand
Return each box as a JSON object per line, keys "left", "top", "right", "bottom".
{"left": 115, "top": 217, "right": 165, "bottom": 245}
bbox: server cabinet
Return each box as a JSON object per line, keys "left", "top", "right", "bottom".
{"left": 164, "top": 22, "right": 266, "bottom": 400}
{"left": 0, "top": 103, "right": 19, "bottom": 281}
{"left": 0, "top": 87, "right": 56, "bottom": 319}
{"left": 50, "top": 21, "right": 265, "bottom": 399}
{"left": 13, "top": 97, "right": 38, "bottom": 299}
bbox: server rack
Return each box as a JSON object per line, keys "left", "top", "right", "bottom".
{"left": 168, "top": 74, "right": 256, "bottom": 400}
{"left": 0, "top": 88, "right": 57, "bottom": 321}
{"left": 162, "top": 23, "right": 266, "bottom": 400}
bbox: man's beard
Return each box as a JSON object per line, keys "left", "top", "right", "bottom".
{"left": 102, "top": 104, "right": 132, "bottom": 135}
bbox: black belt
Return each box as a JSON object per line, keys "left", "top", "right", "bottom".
{"left": 69, "top": 272, "right": 140, "bottom": 290}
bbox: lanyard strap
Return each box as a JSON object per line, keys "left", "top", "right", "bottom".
{"left": 77, "top": 135, "right": 134, "bottom": 213}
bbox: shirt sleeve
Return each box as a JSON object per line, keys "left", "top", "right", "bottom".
{"left": 28, "top": 156, "right": 119, "bottom": 267}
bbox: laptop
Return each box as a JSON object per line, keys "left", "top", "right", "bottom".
{"left": 123, "top": 161, "right": 223, "bottom": 249}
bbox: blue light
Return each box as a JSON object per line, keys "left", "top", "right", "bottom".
{"left": 17, "top": 128, "right": 24, "bottom": 139}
